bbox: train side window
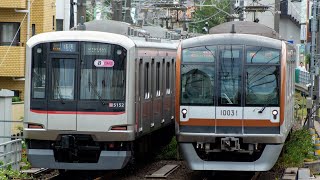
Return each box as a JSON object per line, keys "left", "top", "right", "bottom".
{"left": 31, "top": 44, "right": 46, "bottom": 99}
{"left": 171, "top": 59, "right": 175, "bottom": 91}
{"left": 156, "top": 62, "right": 161, "bottom": 96}
{"left": 144, "top": 62, "right": 150, "bottom": 99}
{"left": 166, "top": 62, "right": 171, "bottom": 94}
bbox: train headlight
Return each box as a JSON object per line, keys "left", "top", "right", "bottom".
{"left": 181, "top": 109, "right": 187, "bottom": 118}
{"left": 272, "top": 110, "right": 278, "bottom": 115}
{"left": 272, "top": 110, "right": 278, "bottom": 119}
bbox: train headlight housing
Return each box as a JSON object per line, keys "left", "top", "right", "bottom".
{"left": 272, "top": 110, "right": 278, "bottom": 119}
{"left": 181, "top": 109, "right": 187, "bottom": 118}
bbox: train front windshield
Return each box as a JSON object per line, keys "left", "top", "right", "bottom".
{"left": 181, "top": 45, "right": 280, "bottom": 107}
{"left": 31, "top": 42, "right": 127, "bottom": 112}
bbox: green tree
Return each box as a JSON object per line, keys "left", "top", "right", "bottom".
{"left": 189, "top": 0, "right": 230, "bottom": 33}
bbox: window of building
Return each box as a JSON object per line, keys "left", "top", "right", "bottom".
{"left": 0, "top": 22, "right": 20, "bottom": 46}
{"left": 32, "top": 24, "right": 36, "bottom": 36}
{"left": 56, "top": 19, "right": 63, "bottom": 31}
{"left": 53, "top": 16, "right": 55, "bottom": 30}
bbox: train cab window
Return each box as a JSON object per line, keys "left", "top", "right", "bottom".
{"left": 52, "top": 58, "right": 75, "bottom": 100}
{"left": 31, "top": 44, "right": 46, "bottom": 99}
{"left": 144, "top": 62, "right": 150, "bottom": 99}
{"left": 245, "top": 46, "right": 280, "bottom": 106}
{"left": 181, "top": 65, "right": 215, "bottom": 105}
{"left": 245, "top": 66, "right": 279, "bottom": 106}
{"left": 246, "top": 46, "right": 280, "bottom": 64}
{"left": 80, "top": 42, "right": 126, "bottom": 101}
{"left": 218, "top": 46, "right": 242, "bottom": 106}
{"left": 181, "top": 46, "right": 216, "bottom": 106}
{"left": 182, "top": 46, "right": 216, "bottom": 62}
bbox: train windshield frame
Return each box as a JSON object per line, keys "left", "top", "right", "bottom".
{"left": 180, "top": 45, "right": 280, "bottom": 107}
{"left": 30, "top": 41, "right": 127, "bottom": 112}
{"left": 180, "top": 46, "right": 216, "bottom": 106}
{"left": 80, "top": 42, "right": 126, "bottom": 101}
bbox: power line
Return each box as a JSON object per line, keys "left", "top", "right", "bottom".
{"left": 190, "top": 2, "right": 231, "bottom": 24}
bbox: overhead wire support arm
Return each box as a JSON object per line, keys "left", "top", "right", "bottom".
{"left": 307, "top": 0, "right": 318, "bottom": 128}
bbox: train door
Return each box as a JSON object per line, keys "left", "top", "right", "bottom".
{"left": 140, "top": 58, "right": 152, "bottom": 134}
{"left": 136, "top": 58, "right": 142, "bottom": 134}
{"left": 171, "top": 58, "right": 175, "bottom": 122}
{"left": 216, "top": 46, "right": 243, "bottom": 134}
{"left": 47, "top": 54, "right": 78, "bottom": 130}
{"left": 152, "top": 57, "right": 163, "bottom": 129}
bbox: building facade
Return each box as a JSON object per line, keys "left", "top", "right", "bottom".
{"left": 0, "top": 0, "right": 56, "bottom": 100}
{"left": 56, "top": 0, "right": 78, "bottom": 31}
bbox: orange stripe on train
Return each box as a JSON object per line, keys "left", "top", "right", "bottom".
{"left": 180, "top": 118, "right": 280, "bottom": 127}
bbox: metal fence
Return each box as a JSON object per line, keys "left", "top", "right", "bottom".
{"left": 0, "top": 139, "right": 22, "bottom": 171}
{"left": 296, "top": 68, "right": 310, "bottom": 85}
{"left": 0, "top": 120, "right": 24, "bottom": 171}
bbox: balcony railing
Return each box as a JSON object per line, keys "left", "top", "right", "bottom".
{"left": 0, "top": 0, "right": 27, "bottom": 9}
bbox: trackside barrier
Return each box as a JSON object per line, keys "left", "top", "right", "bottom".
{"left": 0, "top": 139, "right": 22, "bottom": 171}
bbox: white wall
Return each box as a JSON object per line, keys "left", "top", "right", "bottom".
{"left": 56, "top": 0, "right": 78, "bottom": 30}
{"left": 279, "top": 19, "right": 300, "bottom": 43}
{"left": 243, "top": 0, "right": 276, "bottom": 29}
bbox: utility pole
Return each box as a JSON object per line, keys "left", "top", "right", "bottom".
{"left": 112, "top": 0, "right": 122, "bottom": 21}
{"left": 315, "top": 1, "right": 320, "bottom": 123}
{"left": 308, "top": 0, "right": 318, "bottom": 128}
{"left": 77, "top": 0, "right": 86, "bottom": 24}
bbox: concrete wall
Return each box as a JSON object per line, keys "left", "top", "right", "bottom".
{"left": 11, "top": 102, "right": 24, "bottom": 135}
{"left": 243, "top": 0, "right": 276, "bottom": 30}
{"left": 279, "top": 18, "right": 300, "bottom": 44}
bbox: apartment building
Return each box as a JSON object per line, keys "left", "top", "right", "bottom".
{"left": 0, "top": 0, "right": 56, "bottom": 100}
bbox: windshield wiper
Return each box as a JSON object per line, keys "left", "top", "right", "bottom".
{"left": 258, "top": 94, "right": 278, "bottom": 113}
{"left": 88, "top": 81, "right": 106, "bottom": 105}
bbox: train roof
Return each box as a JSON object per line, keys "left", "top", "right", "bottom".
{"left": 84, "top": 20, "right": 131, "bottom": 35}
{"left": 27, "top": 31, "right": 135, "bottom": 49}
{"left": 132, "top": 37, "right": 178, "bottom": 50}
{"left": 181, "top": 33, "right": 282, "bottom": 49}
{"left": 27, "top": 31, "right": 178, "bottom": 50}
{"left": 209, "top": 21, "right": 280, "bottom": 39}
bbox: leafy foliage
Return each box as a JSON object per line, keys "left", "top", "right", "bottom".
{"left": 189, "top": 0, "right": 230, "bottom": 33}
{"left": 0, "top": 141, "right": 31, "bottom": 179}
{"left": 11, "top": 96, "right": 21, "bottom": 102}
{"left": 0, "top": 168, "right": 30, "bottom": 180}
{"left": 275, "top": 129, "right": 315, "bottom": 169}
{"left": 156, "top": 137, "right": 178, "bottom": 160}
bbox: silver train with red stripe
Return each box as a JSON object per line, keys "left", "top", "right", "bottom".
{"left": 24, "top": 31, "right": 177, "bottom": 170}
{"left": 175, "top": 22, "right": 295, "bottom": 171}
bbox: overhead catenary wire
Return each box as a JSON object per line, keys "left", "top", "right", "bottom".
{"left": 190, "top": 2, "right": 231, "bottom": 24}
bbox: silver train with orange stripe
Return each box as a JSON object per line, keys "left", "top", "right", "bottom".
{"left": 24, "top": 31, "right": 177, "bottom": 170}
{"left": 175, "top": 22, "right": 295, "bottom": 171}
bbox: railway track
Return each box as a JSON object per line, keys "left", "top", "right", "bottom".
{"left": 21, "top": 168, "right": 59, "bottom": 179}
{"left": 21, "top": 161, "right": 270, "bottom": 180}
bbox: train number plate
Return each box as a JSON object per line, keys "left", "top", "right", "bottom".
{"left": 220, "top": 110, "right": 238, "bottom": 116}
{"left": 109, "top": 103, "right": 125, "bottom": 108}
